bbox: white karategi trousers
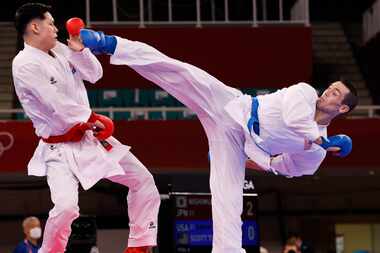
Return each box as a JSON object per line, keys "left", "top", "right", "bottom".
{"left": 37, "top": 135, "right": 160, "bottom": 253}
{"left": 110, "top": 37, "right": 264, "bottom": 253}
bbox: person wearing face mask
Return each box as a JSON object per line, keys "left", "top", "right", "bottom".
{"left": 13, "top": 216, "right": 42, "bottom": 253}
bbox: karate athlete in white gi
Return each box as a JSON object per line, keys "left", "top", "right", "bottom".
{"left": 80, "top": 29, "right": 357, "bottom": 253}
{"left": 12, "top": 4, "right": 160, "bottom": 253}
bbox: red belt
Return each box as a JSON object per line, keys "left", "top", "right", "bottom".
{"left": 42, "top": 113, "right": 113, "bottom": 151}
{"left": 42, "top": 113, "right": 97, "bottom": 144}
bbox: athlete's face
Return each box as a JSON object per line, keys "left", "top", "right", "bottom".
{"left": 38, "top": 12, "right": 58, "bottom": 49}
{"left": 27, "top": 12, "right": 58, "bottom": 50}
{"left": 316, "top": 81, "right": 350, "bottom": 116}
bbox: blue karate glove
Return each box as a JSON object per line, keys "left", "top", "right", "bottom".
{"left": 80, "top": 29, "right": 117, "bottom": 54}
{"left": 319, "top": 134, "right": 352, "bottom": 157}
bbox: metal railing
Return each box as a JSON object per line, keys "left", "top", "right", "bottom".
{"left": 89, "top": 106, "right": 195, "bottom": 120}
{"left": 351, "top": 105, "right": 380, "bottom": 118}
{"left": 85, "top": 0, "right": 310, "bottom": 28}
{"left": 0, "top": 105, "right": 379, "bottom": 120}
{"left": 0, "top": 107, "right": 194, "bottom": 121}
{"left": 363, "top": 0, "right": 380, "bottom": 43}
{"left": 0, "top": 22, "right": 14, "bottom": 25}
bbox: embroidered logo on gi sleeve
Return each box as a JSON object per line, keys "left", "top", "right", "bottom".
{"left": 50, "top": 77, "right": 57, "bottom": 85}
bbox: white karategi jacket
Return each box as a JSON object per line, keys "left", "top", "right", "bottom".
{"left": 225, "top": 82, "right": 327, "bottom": 177}
{"left": 12, "top": 42, "right": 129, "bottom": 189}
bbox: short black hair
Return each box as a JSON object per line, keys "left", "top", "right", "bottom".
{"left": 340, "top": 78, "right": 359, "bottom": 113}
{"left": 15, "top": 3, "right": 51, "bottom": 36}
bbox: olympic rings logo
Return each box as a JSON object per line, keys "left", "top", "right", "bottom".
{"left": 0, "top": 132, "right": 14, "bottom": 157}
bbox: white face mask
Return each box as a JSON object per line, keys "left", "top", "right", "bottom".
{"left": 29, "top": 227, "right": 42, "bottom": 239}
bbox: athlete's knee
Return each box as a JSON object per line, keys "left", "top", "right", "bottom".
{"left": 141, "top": 174, "right": 160, "bottom": 201}
{"left": 135, "top": 170, "right": 157, "bottom": 190}
{"left": 57, "top": 204, "right": 79, "bottom": 217}
{"left": 50, "top": 201, "right": 80, "bottom": 219}
{"left": 130, "top": 173, "right": 160, "bottom": 203}
{"left": 150, "top": 184, "right": 161, "bottom": 205}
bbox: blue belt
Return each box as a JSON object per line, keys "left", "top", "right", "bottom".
{"left": 247, "top": 97, "right": 260, "bottom": 136}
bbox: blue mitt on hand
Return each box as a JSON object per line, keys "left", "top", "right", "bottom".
{"left": 319, "top": 134, "right": 352, "bottom": 157}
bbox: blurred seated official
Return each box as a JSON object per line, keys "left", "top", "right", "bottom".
{"left": 13, "top": 216, "right": 42, "bottom": 253}
{"left": 288, "top": 234, "right": 314, "bottom": 253}
{"left": 283, "top": 238, "right": 300, "bottom": 253}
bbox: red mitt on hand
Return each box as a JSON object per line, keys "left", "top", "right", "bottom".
{"left": 66, "top": 17, "right": 85, "bottom": 36}
{"left": 88, "top": 113, "right": 114, "bottom": 140}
